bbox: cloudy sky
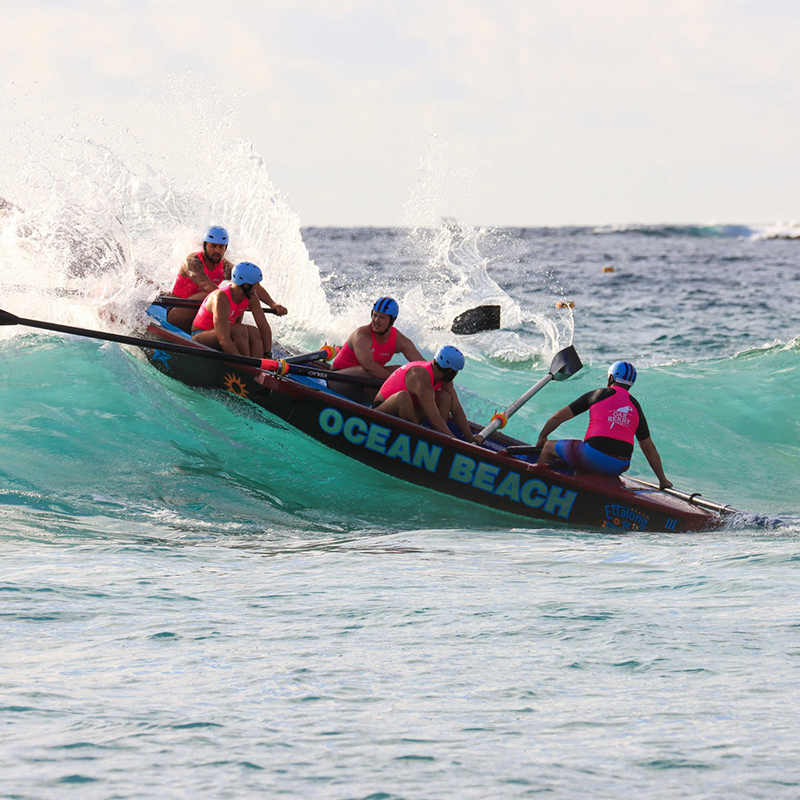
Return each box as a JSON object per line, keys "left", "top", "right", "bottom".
{"left": 2, "top": 0, "right": 799, "bottom": 227}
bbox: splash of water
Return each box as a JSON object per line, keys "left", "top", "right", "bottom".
{"left": 399, "top": 134, "right": 573, "bottom": 362}
{"left": 0, "top": 79, "right": 331, "bottom": 346}
{"left": 0, "top": 79, "right": 577, "bottom": 368}
{"left": 400, "top": 220, "right": 574, "bottom": 362}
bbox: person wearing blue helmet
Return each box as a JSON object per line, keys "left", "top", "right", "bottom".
{"left": 372, "top": 345, "right": 480, "bottom": 441}
{"left": 190, "top": 262, "right": 274, "bottom": 357}
{"left": 168, "top": 226, "right": 287, "bottom": 332}
{"left": 328, "top": 296, "right": 424, "bottom": 401}
{"left": 534, "top": 361, "right": 673, "bottom": 488}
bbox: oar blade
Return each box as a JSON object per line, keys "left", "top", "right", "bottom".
{"left": 450, "top": 305, "right": 501, "bottom": 335}
{"left": 0, "top": 308, "right": 20, "bottom": 326}
{"left": 549, "top": 345, "right": 583, "bottom": 381}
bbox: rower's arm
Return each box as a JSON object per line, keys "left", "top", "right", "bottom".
{"left": 638, "top": 437, "right": 673, "bottom": 490}
{"left": 182, "top": 255, "right": 217, "bottom": 293}
{"left": 352, "top": 330, "right": 393, "bottom": 380}
{"left": 535, "top": 406, "right": 575, "bottom": 447}
{"left": 395, "top": 331, "right": 424, "bottom": 362}
{"left": 407, "top": 371, "right": 452, "bottom": 437}
{"left": 446, "top": 385, "right": 479, "bottom": 442}
{"left": 249, "top": 295, "right": 273, "bottom": 352}
{"left": 211, "top": 295, "right": 238, "bottom": 355}
{"left": 255, "top": 284, "right": 287, "bottom": 316}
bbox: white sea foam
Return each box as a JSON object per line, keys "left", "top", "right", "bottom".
{"left": 0, "top": 78, "right": 331, "bottom": 346}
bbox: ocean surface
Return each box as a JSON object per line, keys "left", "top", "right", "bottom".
{"left": 2, "top": 111, "right": 800, "bottom": 798}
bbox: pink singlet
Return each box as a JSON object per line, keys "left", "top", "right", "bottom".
{"left": 192, "top": 282, "right": 251, "bottom": 332}
{"left": 332, "top": 327, "right": 398, "bottom": 370}
{"left": 171, "top": 251, "right": 226, "bottom": 298}
{"left": 584, "top": 385, "right": 640, "bottom": 445}
{"left": 378, "top": 360, "right": 443, "bottom": 405}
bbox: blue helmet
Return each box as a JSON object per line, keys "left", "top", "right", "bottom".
{"left": 434, "top": 345, "right": 465, "bottom": 372}
{"left": 372, "top": 296, "right": 399, "bottom": 319}
{"left": 608, "top": 361, "right": 637, "bottom": 387}
{"left": 204, "top": 225, "right": 229, "bottom": 245}
{"left": 231, "top": 262, "right": 262, "bottom": 286}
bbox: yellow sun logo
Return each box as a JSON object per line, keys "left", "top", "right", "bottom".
{"left": 224, "top": 373, "right": 248, "bottom": 397}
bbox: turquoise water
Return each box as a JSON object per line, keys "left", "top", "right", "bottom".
{"left": 2, "top": 231, "right": 799, "bottom": 796}
{"left": 2, "top": 116, "right": 800, "bottom": 795}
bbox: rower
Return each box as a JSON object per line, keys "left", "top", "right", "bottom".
{"left": 373, "top": 345, "right": 481, "bottom": 442}
{"left": 327, "top": 296, "right": 424, "bottom": 401}
{"left": 535, "top": 361, "right": 673, "bottom": 489}
{"left": 191, "top": 262, "right": 273, "bottom": 358}
{"left": 167, "top": 225, "right": 287, "bottom": 332}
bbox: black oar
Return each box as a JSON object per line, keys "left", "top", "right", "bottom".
{"left": 290, "top": 363, "right": 381, "bottom": 387}
{"left": 283, "top": 347, "right": 338, "bottom": 365}
{"left": 0, "top": 309, "right": 380, "bottom": 389}
{"left": 152, "top": 295, "right": 278, "bottom": 315}
{"left": 477, "top": 345, "right": 583, "bottom": 441}
{"left": 451, "top": 305, "right": 501, "bottom": 335}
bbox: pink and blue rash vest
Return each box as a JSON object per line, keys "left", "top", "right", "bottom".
{"left": 332, "top": 327, "right": 398, "bottom": 370}
{"left": 171, "top": 251, "right": 226, "bottom": 298}
{"left": 192, "top": 281, "right": 250, "bottom": 332}
{"left": 378, "top": 360, "right": 443, "bottom": 405}
{"left": 584, "top": 385, "right": 640, "bottom": 445}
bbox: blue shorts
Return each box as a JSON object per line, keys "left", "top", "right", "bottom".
{"left": 554, "top": 439, "right": 630, "bottom": 476}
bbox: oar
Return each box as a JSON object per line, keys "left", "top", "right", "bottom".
{"left": 283, "top": 346, "right": 338, "bottom": 365}
{"left": 451, "top": 305, "right": 501, "bottom": 335}
{"left": 477, "top": 345, "right": 583, "bottom": 441}
{"left": 0, "top": 309, "right": 380, "bottom": 389}
{"left": 290, "top": 363, "right": 381, "bottom": 387}
{"left": 152, "top": 295, "right": 278, "bottom": 315}
{"left": 626, "top": 478, "right": 741, "bottom": 516}
{"left": 633, "top": 479, "right": 785, "bottom": 527}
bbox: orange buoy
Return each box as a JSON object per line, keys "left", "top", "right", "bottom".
{"left": 555, "top": 301, "right": 575, "bottom": 309}
{"left": 602, "top": 266, "right": 615, "bottom": 273}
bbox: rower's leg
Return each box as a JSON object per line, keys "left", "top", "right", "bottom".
{"left": 230, "top": 324, "right": 250, "bottom": 356}
{"left": 191, "top": 329, "right": 223, "bottom": 350}
{"left": 536, "top": 440, "right": 558, "bottom": 466}
{"left": 260, "top": 322, "right": 273, "bottom": 357}
{"left": 435, "top": 390, "right": 453, "bottom": 420}
{"left": 167, "top": 291, "right": 207, "bottom": 333}
{"left": 246, "top": 325, "right": 263, "bottom": 358}
{"left": 374, "top": 391, "right": 418, "bottom": 423}
{"left": 327, "top": 366, "right": 373, "bottom": 401}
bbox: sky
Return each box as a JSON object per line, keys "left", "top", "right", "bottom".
{"left": 2, "top": 0, "right": 799, "bottom": 227}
